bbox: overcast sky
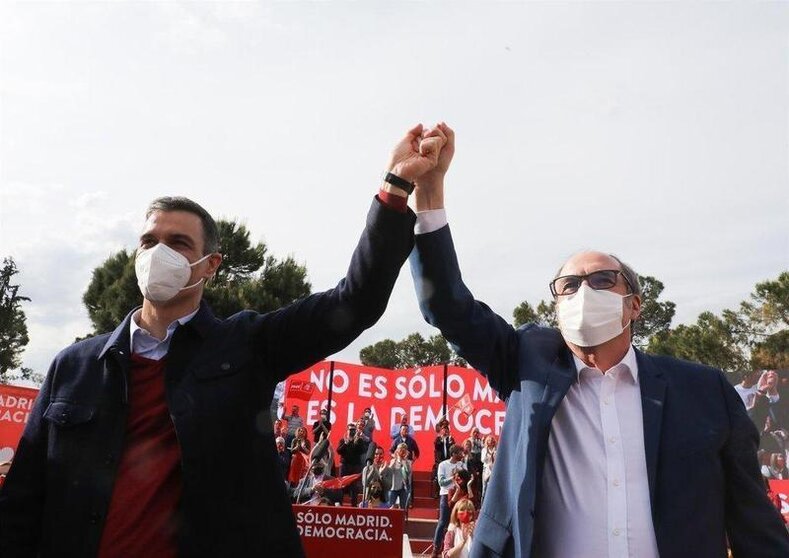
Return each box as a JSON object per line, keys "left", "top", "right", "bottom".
{"left": 1, "top": 2, "right": 787, "bottom": 377}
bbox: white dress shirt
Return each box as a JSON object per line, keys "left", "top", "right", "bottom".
{"left": 129, "top": 308, "right": 199, "bottom": 360}
{"left": 533, "top": 347, "right": 659, "bottom": 558}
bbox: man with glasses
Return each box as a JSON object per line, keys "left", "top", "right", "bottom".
{"left": 409, "top": 124, "right": 789, "bottom": 558}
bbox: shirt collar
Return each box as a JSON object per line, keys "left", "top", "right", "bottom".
{"left": 572, "top": 344, "right": 639, "bottom": 384}
{"left": 129, "top": 307, "right": 199, "bottom": 348}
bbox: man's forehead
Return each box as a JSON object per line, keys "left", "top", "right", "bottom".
{"left": 142, "top": 210, "right": 203, "bottom": 240}
{"left": 559, "top": 251, "right": 621, "bottom": 275}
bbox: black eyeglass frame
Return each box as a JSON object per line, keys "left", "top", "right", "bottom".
{"left": 549, "top": 269, "right": 634, "bottom": 297}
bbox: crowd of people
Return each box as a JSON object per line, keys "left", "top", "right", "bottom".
{"left": 274, "top": 402, "right": 497, "bottom": 556}
{"left": 734, "top": 369, "right": 789, "bottom": 522}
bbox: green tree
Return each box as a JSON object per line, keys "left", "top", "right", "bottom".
{"left": 647, "top": 310, "right": 749, "bottom": 372}
{"left": 750, "top": 329, "right": 789, "bottom": 370}
{"left": 513, "top": 299, "right": 557, "bottom": 328}
{"left": 82, "top": 219, "right": 312, "bottom": 334}
{"left": 632, "top": 276, "right": 676, "bottom": 347}
{"left": 360, "top": 332, "right": 466, "bottom": 368}
{"left": 0, "top": 257, "right": 38, "bottom": 384}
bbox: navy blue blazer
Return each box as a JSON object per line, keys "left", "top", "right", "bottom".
{"left": 410, "top": 224, "right": 789, "bottom": 558}
{"left": 0, "top": 198, "right": 416, "bottom": 558}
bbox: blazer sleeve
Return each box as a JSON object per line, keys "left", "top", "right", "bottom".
{"left": 0, "top": 360, "right": 54, "bottom": 556}
{"left": 249, "top": 198, "right": 416, "bottom": 381}
{"left": 718, "top": 372, "right": 789, "bottom": 555}
{"left": 409, "top": 224, "right": 518, "bottom": 398}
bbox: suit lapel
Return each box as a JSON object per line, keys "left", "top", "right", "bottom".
{"left": 636, "top": 350, "right": 667, "bottom": 510}
{"left": 540, "top": 349, "right": 577, "bottom": 424}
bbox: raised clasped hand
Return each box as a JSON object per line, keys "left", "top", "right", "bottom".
{"left": 387, "top": 123, "right": 448, "bottom": 183}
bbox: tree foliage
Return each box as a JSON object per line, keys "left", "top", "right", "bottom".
{"left": 631, "top": 276, "right": 676, "bottom": 347}
{"left": 648, "top": 272, "right": 788, "bottom": 373}
{"left": 513, "top": 300, "right": 557, "bottom": 328}
{"left": 0, "top": 258, "right": 30, "bottom": 380}
{"left": 83, "top": 219, "right": 312, "bottom": 334}
{"left": 360, "top": 332, "right": 466, "bottom": 368}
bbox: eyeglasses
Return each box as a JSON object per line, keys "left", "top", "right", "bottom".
{"left": 549, "top": 269, "right": 633, "bottom": 297}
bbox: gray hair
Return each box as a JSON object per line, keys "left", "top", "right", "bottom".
{"left": 146, "top": 196, "right": 219, "bottom": 255}
{"left": 608, "top": 255, "right": 642, "bottom": 298}
{"left": 554, "top": 252, "right": 642, "bottom": 298}
{"left": 275, "top": 437, "right": 286, "bottom": 445}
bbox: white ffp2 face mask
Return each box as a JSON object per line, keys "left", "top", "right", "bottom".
{"left": 557, "top": 283, "right": 632, "bottom": 347}
{"left": 135, "top": 243, "right": 211, "bottom": 302}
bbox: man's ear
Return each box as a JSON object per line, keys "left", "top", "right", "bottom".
{"left": 205, "top": 253, "right": 223, "bottom": 282}
{"left": 629, "top": 294, "right": 642, "bottom": 323}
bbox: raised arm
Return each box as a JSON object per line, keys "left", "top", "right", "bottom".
{"left": 251, "top": 125, "right": 448, "bottom": 380}
{"left": 409, "top": 124, "right": 518, "bottom": 397}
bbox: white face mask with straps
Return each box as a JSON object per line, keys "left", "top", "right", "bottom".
{"left": 135, "top": 243, "right": 211, "bottom": 302}
{"left": 557, "top": 283, "right": 633, "bottom": 347}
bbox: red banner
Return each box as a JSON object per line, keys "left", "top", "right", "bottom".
{"left": 294, "top": 504, "right": 404, "bottom": 558}
{"left": 288, "top": 380, "right": 316, "bottom": 401}
{"left": 769, "top": 480, "right": 789, "bottom": 524}
{"left": 0, "top": 384, "right": 39, "bottom": 464}
{"left": 283, "top": 362, "right": 506, "bottom": 472}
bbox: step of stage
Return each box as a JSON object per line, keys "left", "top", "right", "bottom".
{"left": 406, "top": 516, "right": 438, "bottom": 539}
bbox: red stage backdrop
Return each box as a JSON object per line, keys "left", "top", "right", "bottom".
{"left": 0, "top": 384, "right": 39, "bottom": 463}
{"left": 283, "top": 361, "right": 506, "bottom": 472}
{"left": 293, "top": 504, "right": 404, "bottom": 558}
{"left": 770, "top": 480, "right": 789, "bottom": 524}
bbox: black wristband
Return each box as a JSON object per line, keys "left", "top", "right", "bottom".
{"left": 383, "top": 172, "right": 415, "bottom": 195}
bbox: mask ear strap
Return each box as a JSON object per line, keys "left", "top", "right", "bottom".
{"left": 180, "top": 277, "right": 206, "bottom": 292}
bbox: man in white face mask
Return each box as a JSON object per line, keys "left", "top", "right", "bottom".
{"left": 0, "top": 123, "right": 449, "bottom": 558}
{"left": 408, "top": 124, "right": 789, "bottom": 558}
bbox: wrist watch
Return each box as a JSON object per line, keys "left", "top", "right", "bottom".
{"left": 383, "top": 172, "right": 415, "bottom": 195}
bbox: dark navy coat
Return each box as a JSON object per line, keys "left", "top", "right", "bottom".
{"left": 0, "top": 199, "right": 415, "bottom": 557}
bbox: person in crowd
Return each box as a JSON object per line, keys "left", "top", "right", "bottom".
{"left": 288, "top": 426, "right": 311, "bottom": 487}
{"left": 750, "top": 371, "right": 784, "bottom": 438}
{"left": 390, "top": 414, "right": 415, "bottom": 439}
{"left": 442, "top": 499, "right": 476, "bottom": 558}
{"left": 388, "top": 443, "right": 413, "bottom": 512}
{"left": 434, "top": 423, "right": 456, "bottom": 498}
{"left": 337, "top": 422, "right": 368, "bottom": 506}
{"left": 359, "top": 480, "right": 391, "bottom": 509}
{"left": 276, "top": 436, "right": 292, "bottom": 484}
{"left": 480, "top": 435, "right": 497, "bottom": 505}
{"left": 362, "top": 445, "right": 391, "bottom": 501}
{"left": 309, "top": 431, "right": 335, "bottom": 476}
{"left": 311, "top": 408, "right": 332, "bottom": 444}
{"left": 432, "top": 445, "right": 468, "bottom": 558}
{"left": 467, "top": 427, "right": 483, "bottom": 459}
{"left": 391, "top": 424, "right": 420, "bottom": 461}
{"left": 0, "top": 462, "right": 11, "bottom": 490}
{"left": 463, "top": 431, "right": 483, "bottom": 507}
{"left": 410, "top": 123, "right": 788, "bottom": 556}
{"left": 360, "top": 407, "right": 377, "bottom": 442}
{"left": 295, "top": 462, "right": 341, "bottom": 506}
{"left": 449, "top": 468, "right": 475, "bottom": 510}
{"left": 761, "top": 453, "right": 789, "bottom": 480}
{"left": 737, "top": 370, "right": 781, "bottom": 410}
{"left": 281, "top": 404, "right": 304, "bottom": 439}
{"left": 274, "top": 418, "right": 294, "bottom": 448}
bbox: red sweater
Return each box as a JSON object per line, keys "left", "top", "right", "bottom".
{"left": 97, "top": 355, "right": 181, "bottom": 558}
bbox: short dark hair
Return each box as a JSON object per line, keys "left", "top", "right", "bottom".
{"left": 146, "top": 196, "right": 219, "bottom": 255}
{"left": 449, "top": 444, "right": 463, "bottom": 456}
